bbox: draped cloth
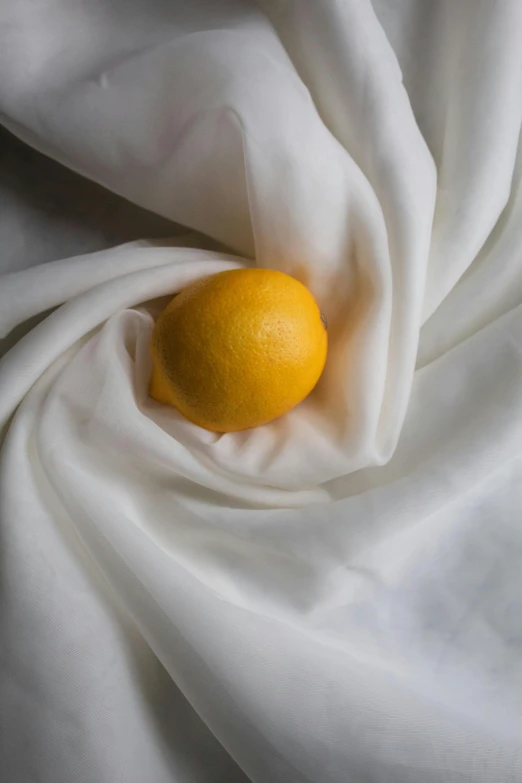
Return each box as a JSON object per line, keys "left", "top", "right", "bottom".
{"left": 2, "top": 1, "right": 522, "bottom": 781}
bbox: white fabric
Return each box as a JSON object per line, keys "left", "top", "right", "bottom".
{"left": 1, "top": 1, "right": 522, "bottom": 781}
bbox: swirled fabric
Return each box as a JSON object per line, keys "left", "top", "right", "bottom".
{"left": 2, "top": 1, "right": 522, "bottom": 781}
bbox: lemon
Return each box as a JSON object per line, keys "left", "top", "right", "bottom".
{"left": 149, "top": 268, "right": 327, "bottom": 432}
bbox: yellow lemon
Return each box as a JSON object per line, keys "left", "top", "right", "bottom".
{"left": 149, "top": 268, "right": 328, "bottom": 432}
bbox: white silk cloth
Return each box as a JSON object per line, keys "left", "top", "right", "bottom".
{"left": 2, "top": 1, "right": 522, "bottom": 781}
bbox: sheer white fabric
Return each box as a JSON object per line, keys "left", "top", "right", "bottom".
{"left": 2, "top": 1, "right": 522, "bottom": 781}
